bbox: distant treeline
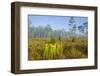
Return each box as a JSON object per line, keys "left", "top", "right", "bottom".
{"left": 28, "top": 17, "right": 88, "bottom": 40}
{"left": 28, "top": 25, "right": 87, "bottom": 40}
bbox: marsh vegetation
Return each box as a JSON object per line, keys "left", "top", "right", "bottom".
{"left": 28, "top": 16, "right": 88, "bottom": 60}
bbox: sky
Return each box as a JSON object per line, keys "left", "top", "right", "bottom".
{"left": 28, "top": 15, "right": 88, "bottom": 32}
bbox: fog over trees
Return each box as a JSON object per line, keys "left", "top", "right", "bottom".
{"left": 28, "top": 17, "right": 88, "bottom": 40}
{"left": 28, "top": 16, "right": 88, "bottom": 60}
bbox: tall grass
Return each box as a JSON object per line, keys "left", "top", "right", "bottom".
{"left": 28, "top": 38, "right": 88, "bottom": 60}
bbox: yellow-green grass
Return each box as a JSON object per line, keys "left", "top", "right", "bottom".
{"left": 28, "top": 38, "right": 88, "bottom": 60}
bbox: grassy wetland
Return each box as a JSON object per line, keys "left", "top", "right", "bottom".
{"left": 28, "top": 16, "right": 88, "bottom": 60}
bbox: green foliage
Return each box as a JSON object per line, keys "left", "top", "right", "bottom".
{"left": 43, "top": 39, "right": 65, "bottom": 59}
{"left": 28, "top": 38, "right": 88, "bottom": 60}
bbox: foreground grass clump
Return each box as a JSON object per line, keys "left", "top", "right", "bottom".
{"left": 28, "top": 38, "right": 88, "bottom": 60}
